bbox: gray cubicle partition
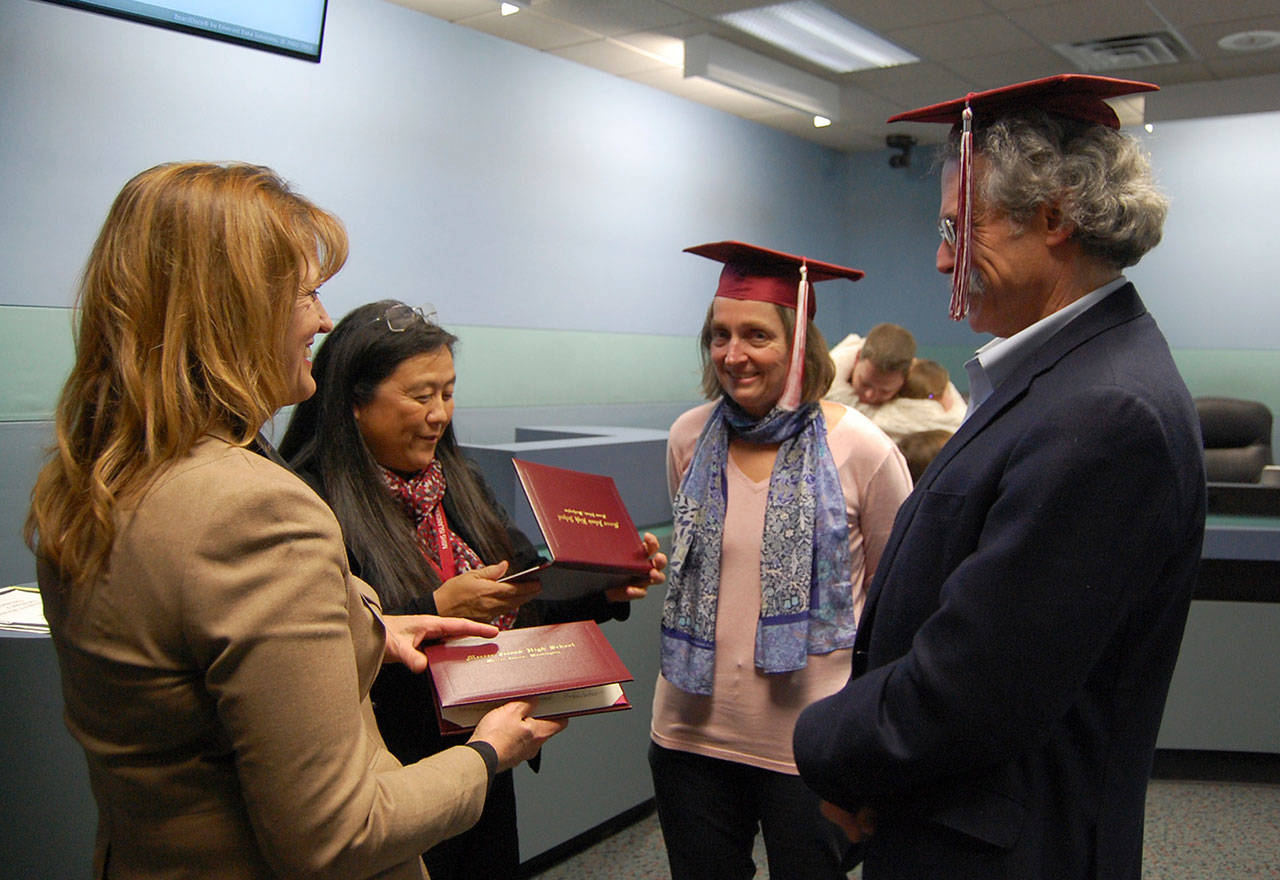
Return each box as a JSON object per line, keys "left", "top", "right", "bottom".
{"left": 1156, "top": 515, "right": 1280, "bottom": 753}
{"left": 0, "top": 421, "right": 47, "bottom": 587}
{"left": 0, "top": 632, "right": 96, "bottom": 877}
{"left": 460, "top": 426, "right": 672, "bottom": 862}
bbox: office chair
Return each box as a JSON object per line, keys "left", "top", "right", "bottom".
{"left": 1194, "top": 397, "right": 1273, "bottom": 483}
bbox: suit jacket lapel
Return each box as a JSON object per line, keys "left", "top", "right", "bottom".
{"left": 917, "top": 283, "right": 1146, "bottom": 491}
{"left": 854, "top": 284, "right": 1148, "bottom": 657}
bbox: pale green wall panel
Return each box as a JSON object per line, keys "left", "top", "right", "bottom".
{"left": 921, "top": 344, "right": 1279, "bottom": 429}
{"left": 2, "top": 303, "right": 1274, "bottom": 437}
{"left": 0, "top": 308, "right": 704, "bottom": 421}
{"left": 0, "top": 306, "right": 75, "bottom": 422}
{"left": 1172, "top": 349, "right": 1280, "bottom": 436}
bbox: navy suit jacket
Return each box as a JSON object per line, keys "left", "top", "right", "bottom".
{"left": 793, "top": 284, "right": 1205, "bottom": 880}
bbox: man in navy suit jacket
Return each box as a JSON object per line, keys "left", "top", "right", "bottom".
{"left": 793, "top": 75, "right": 1206, "bottom": 880}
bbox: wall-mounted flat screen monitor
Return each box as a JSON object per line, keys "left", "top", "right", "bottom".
{"left": 42, "top": 0, "right": 329, "bottom": 62}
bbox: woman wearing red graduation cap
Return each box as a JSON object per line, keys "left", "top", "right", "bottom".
{"left": 650, "top": 242, "right": 913, "bottom": 879}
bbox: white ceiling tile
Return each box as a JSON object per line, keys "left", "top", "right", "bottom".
{"left": 821, "top": 0, "right": 995, "bottom": 32}
{"left": 534, "top": 0, "right": 696, "bottom": 36}
{"left": 838, "top": 86, "right": 908, "bottom": 127}
{"left": 386, "top": 0, "right": 500, "bottom": 22}
{"left": 1178, "top": 17, "right": 1280, "bottom": 61}
{"left": 428, "top": 0, "right": 1280, "bottom": 151}
{"left": 944, "top": 47, "right": 1071, "bottom": 88}
{"left": 1140, "top": 61, "right": 1216, "bottom": 86}
{"left": 662, "top": 1, "right": 776, "bottom": 16}
{"left": 1147, "top": 71, "right": 1280, "bottom": 121}
{"left": 1004, "top": 1, "right": 1167, "bottom": 45}
{"left": 982, "top": 0, "right": 1070, "bottom": 9}
{"left": 889, "top": 15, "right": 1040, "bottom": 61}
{"left": 844, "top": 63, "right": 976, "bottom": 108}
{"left": 1148, "top": 0, "right": 1280, "bottom": 29}
{"left": 463, "top": 9, "right": 601, "bottom": 50}
{"left": 1205, "top": 52, "right": 1280, "bottom": 79}
{"left": 552, "top": 38, "right": 676, "bottom": 76}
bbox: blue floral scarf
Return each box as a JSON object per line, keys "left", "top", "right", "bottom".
{"left": 660, "top": 398, "right": 856, "bottom": 695}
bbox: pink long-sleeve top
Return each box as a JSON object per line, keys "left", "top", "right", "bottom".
{"left": 651, "top": 401, "right": 912, "bottom": 773}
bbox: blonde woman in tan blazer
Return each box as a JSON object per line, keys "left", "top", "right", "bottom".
{"left": 26, "top": 162, "right": 563, "bottom": 880}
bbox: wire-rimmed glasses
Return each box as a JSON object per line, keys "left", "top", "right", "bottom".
{"left": 938, "top": 216, "right": 957, "bottom": 248}
{"left": 372, "top": 303, "right": 437, "bottom": 332}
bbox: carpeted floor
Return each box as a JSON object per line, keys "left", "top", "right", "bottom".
{"left": 528, "top": 775, "right": 1280, "bottom": 879}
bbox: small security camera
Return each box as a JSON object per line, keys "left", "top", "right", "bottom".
{"left": 886, "top": 134, "right": 916, "bottom": 168}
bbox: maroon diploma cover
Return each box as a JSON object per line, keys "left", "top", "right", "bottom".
{"left": 424, "top": 620, "right": 633, "bottom": 734}
{"left": 500, "top": 458, "right": 652, "bottom": 600}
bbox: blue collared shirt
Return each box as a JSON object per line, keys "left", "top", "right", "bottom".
{"left": 964, "top": 277, "right": 1129, "bottom": 420}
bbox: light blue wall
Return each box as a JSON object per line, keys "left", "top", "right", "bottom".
{"left": 0, "top": 0, "right": 854, "bottom": 587}
{"left": 1129, "top": 111, "right": 1280, "bottom": 351}
{"left": 832, "top": 117, "right": 1280, "bottom": 351}
{"left": 0, "top": 0, "right": 853, "bottom": 335}
{"left": 827, "top": 119, "right": 1280, "bottom": 454}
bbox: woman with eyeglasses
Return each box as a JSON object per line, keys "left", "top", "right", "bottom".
{"left": 279, "top": 300, "right": 666, "bottom": 880}
{"left": 25, "top": 163, "right": 564, "bottom": 880}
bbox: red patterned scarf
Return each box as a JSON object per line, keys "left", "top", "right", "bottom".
{"left": 380, "top": 459, "right": 515, "bottom": 629}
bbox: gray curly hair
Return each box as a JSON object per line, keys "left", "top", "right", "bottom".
{"left": 943, "top": 111, "right": 1168, "bottom": 269}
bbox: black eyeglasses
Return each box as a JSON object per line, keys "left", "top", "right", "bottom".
{"left": 938, "top": 216, "right": 957, "bottom": 248}
{"left": 372, "top": 303, "right": 437, "bottom": 332}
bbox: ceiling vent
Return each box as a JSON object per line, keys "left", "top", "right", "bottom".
{"left": 1054, "top": 31, "right": 1193, "bottom": 72}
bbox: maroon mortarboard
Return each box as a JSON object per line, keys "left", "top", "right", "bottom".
{"left": 888, "top": 74, "right": 1158, "bottom": 130}
{"left": 889, "top": 74, "right": 1158, "bottom": 323}
{"left": 685, "top": 240, "right": 863, "bottom": 410}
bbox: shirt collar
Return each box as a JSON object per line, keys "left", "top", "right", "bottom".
{"left": 964, "top": 276, "right": 1128, "bottom": 418}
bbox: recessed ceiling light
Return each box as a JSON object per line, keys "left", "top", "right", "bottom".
{"left": 718, "top": 1, "right": 917, "bottom": 74}
{"left": 1218, "top": 30, "right": 1280, "bottom": 52}
{"left": 813, "top": 115, "right": 832, "bottom": 128}
{"left": 500, "top": 3, "right": 522, "bottom": 16}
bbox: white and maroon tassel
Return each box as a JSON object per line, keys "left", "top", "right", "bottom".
{"left": 950, "top": 103, "right": 974, "bottom": 321}
{"left": 778, "top": 261, "right": 809, "bottom": 411}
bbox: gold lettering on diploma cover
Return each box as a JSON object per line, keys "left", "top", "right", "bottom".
{"left": 556, "top": 507, "right": 620, "bottom": 529}
{"left": 464, "top": 642, "right": 578, "bottom": 663}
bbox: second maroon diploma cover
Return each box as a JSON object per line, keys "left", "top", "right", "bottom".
{"left": 500, "top": 458, "right": 652, "bottom": 600}
{"left": 424, "top": 620, "right": 633, "bottom": 733}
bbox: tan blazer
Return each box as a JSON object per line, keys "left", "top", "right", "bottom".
{"left": 39, "top": 436, "right": 488, "bottom": 879}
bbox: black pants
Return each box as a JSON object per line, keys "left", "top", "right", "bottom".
{"left": 649, "top": 742, "right": 851, "bottom": 879}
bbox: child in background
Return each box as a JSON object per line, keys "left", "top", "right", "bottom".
{"left": 896, "top": 429, "right": 954, "bottom": 483}
{"left": 900, "top": 359, "right": 962, "bottom": 413}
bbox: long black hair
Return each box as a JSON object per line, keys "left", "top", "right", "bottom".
{"left": 279, "top": 300, "right": 514, "bottom": 608}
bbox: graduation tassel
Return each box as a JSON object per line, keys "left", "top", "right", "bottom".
{"left": 950, "top": 103, "right": 974, "bottom": 322}
{"left": 778, "top": 261, "right": 809, "bottom": 411}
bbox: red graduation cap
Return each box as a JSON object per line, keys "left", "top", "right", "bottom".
{"left": 685, "top": 240, "right": 863, "bottom": 411}
{"left": 888, "top": 73, "right": 1158, "bottom": 129}
{"left": 889, "top": 74, "right": 1158, "bottom": 323}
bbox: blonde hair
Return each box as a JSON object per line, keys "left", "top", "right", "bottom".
{"left": 26, "top": 162, "right": 347, "bottom": 587}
